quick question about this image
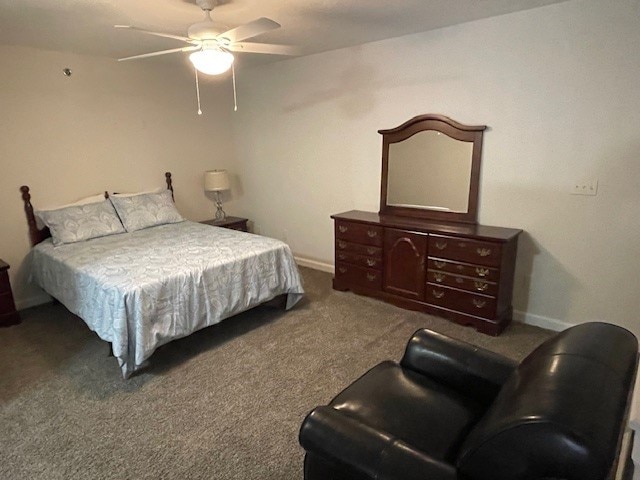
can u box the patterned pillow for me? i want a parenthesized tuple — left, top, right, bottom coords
(37, 199, 126, 246)
(110, 189, 184, 232)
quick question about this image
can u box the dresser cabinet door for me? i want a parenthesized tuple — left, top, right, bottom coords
(383, 229, 428, 300)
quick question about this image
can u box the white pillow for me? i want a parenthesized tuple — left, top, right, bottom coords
(37, 199, 126, 246)
(36, 193, 107, 229)
(109, 190, 183, 232)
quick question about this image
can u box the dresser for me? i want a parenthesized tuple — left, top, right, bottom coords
(0, 260, 21, 327)
(332, 211, 521, 335)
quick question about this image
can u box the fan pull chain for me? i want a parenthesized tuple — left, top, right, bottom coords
(194, 67, 203, 115)
(232, 63, 238, 112)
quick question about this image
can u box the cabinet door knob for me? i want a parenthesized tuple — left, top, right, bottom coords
(367, 230, 378, 238)
(474, 281, 488, 291)
(337, 241, 347, 249)
(366, 259, 377, 267)
(472, 298, 486, 308)
(366, 273, 377, 281)
(475, 267, 489, 277)
(367, 247, 376, 255)
(433, 273, 445, 283)
(435, 241, 447, 250)
(434, 261, 446, 269)
(338, 225, 348, 233)
(476, 247, 491, 257)
(431, 289, 445, 299)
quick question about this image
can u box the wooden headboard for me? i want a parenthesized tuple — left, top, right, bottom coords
(20, 172, 174, 247)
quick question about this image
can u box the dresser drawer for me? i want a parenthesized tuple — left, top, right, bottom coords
(335, 263, 382, 290)
(336, 240, 383, 258)
(335, 221, 383, 247)
(428, 258, 499, 282)
(426, 284, 496, 318)
(429, 235, 502, 267)
(335, 251, 382, 269)
(426, 271, 498, 297)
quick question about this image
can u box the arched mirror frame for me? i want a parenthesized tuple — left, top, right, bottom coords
(379, 114, 487, 224)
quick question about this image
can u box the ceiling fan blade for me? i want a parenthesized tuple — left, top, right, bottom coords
(118, 46, 199, 62)
(229, 42, 300, 56)
(217, 17, 280, 43)
(114, 25, 197, 44)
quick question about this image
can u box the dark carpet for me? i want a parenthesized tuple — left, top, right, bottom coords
(0, 267, 552, 479)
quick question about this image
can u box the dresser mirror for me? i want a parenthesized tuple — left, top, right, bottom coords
(379, 114, 486, 224)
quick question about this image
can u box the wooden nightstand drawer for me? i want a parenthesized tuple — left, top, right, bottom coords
(429, 235, 502, 267)
(0, 260, 20, 327)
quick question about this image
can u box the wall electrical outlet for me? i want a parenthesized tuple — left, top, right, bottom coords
(571, 179, 598, 196)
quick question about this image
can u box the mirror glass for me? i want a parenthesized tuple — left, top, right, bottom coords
(387, 131, 473, 213)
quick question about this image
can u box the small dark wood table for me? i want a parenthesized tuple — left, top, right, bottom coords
(0, 259, 21, 327)
(201, 216, 249, 232)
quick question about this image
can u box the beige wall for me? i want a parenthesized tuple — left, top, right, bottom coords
(231, 0, 640, 335)
(0, 45, 239, 308)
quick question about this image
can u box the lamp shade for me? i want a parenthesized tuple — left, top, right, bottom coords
(189, 49, 234, 76)
(204, 170, 230, 192)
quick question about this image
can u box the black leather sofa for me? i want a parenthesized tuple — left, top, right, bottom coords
(299, 323, 638, 480)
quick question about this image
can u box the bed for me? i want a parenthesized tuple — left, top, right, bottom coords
(20, 173, 304, 378)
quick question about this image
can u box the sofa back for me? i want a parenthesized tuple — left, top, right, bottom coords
(457, 322, 637, 480)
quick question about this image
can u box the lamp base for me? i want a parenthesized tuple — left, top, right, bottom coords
(214, 191, 226, 220)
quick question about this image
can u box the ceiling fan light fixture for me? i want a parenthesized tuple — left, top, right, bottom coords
(189, 48, 234, 75)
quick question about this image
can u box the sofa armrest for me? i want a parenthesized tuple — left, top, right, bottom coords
(299, 406, 457, 480)
(400, 329, 518, 404)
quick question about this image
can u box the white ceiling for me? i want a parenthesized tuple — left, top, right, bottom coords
(0, 0, 568, 67)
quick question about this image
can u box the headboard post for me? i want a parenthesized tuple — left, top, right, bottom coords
(20, 186, 49, 247)
(165, 172, 174, 201)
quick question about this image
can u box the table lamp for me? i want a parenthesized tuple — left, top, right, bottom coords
(204, 170, 230, 220)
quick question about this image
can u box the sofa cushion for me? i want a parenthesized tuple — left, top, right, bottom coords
(329, 361, 486, 463)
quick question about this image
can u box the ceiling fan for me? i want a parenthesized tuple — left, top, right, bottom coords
(115, 0, 298, 112)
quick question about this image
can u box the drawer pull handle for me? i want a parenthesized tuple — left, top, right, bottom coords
(474, 281, 488, 291)
(432, 290, 445, 299)
(457, 242, 467, 248)
(338, 267, 347, 274)
(367, 247, 377, 255)
(338, 253, 347, 260)
(338, 225, 348, 233)
(366, 259, 377, 267)
(366, 273, 377, 281)
(435, 241, 447, 250)
(472, 299, 486, 308)
(434, 261, 446, 269)
(367, 230, 378, 238)
(455, 277, 464, 284)
(337, 241, 347, 249)
(477, 247, 492, 257)
(433, 273, 445, 283)
(476, 267, 489, 277)
(456, 264, 464, 271)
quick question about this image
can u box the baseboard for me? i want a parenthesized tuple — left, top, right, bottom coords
(16, 293, 52, 311)
(513, 309, 574, 332)
(294, 256, 335, 274)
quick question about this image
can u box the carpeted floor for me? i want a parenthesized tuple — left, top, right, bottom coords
(0, 267, 553, 479)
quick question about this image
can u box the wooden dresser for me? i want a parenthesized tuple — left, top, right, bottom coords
(0, 260, 21, 327)
(332, 211, 521, 335)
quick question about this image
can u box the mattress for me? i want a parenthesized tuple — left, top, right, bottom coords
(29, 221, 304, 377)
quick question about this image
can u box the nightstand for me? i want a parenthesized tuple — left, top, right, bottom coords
(0, 260, 21, 327)
(201, 216, 249, 232)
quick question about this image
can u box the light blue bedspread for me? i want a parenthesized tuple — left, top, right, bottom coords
(30, 221, 304, 377)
